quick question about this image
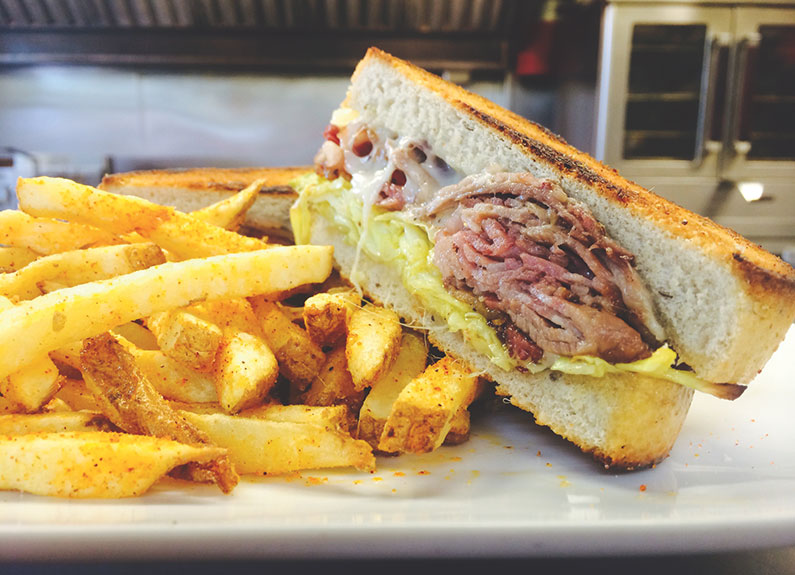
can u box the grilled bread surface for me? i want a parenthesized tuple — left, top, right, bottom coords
(100, 167, 310, 239)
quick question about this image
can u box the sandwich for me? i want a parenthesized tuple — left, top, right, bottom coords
(99, 167, 309, 241)
(289, 48, 795, 469)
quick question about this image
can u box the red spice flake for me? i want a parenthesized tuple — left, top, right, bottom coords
(639, 484, 647, 492)
(536, 450, 542, 457)
(418, 470, 430, 475)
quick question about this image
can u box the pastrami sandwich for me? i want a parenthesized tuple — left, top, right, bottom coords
(290, 48, 795, 469)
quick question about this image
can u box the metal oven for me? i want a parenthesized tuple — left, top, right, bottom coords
(595, 1, 795, 254)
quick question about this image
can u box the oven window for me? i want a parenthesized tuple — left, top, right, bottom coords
(746, 25, 795, 160)
(623, 24, 707, 159)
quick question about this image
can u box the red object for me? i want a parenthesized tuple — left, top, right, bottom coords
(516, 18, 558, 76)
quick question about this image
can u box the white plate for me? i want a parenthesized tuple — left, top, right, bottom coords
(1, 328, 793, 561)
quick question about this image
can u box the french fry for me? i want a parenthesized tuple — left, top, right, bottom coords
(346, 304, 402, 391)
(213, 331, 279, 413)
(188, 297, 261, 335)
(0, 432, 226, 498)
(250, 297, 325, 392)
(0, 355, 63, 413)
(0, 245, 333, 380)
(378, 356, 481, 454)
(0, 411, 113, 435)
(181, 411, 375, 475)
(0, 246, 38, 272)
(302, 288, 361, 347)
(112, 321, 159, 350)
(0, 243, 165, 300)
(191, 178, 266, 231)
(188, 299, 280, 413)
(300, 346, 367, 414)
(0, 209, 119, 254)
(127, 347, 219, 404)
(146, 309, 224, 372)
(277, 303, 305, 325)
(53, 378, 101, 412)
(239, 403, 353, 433)
(17, 177, 269, 259)
(443, 408, 471, 446)
(80, 332, 239, 493)
(356, 332, 428, 450)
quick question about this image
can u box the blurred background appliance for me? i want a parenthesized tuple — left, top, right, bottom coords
(596, 0, 795, 254)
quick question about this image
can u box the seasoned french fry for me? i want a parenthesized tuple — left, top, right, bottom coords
(127, 347, 219, 404)
(17, 177, 269, 259)
(0, 209, 119, 255)
(0, 246, 38, 272)
(356, 332, 428, 450)
(0, 432, 226, 498)
(0, 243, 165, 300)
(80, 333, 239, 493)
(188, 297, 261, 335)
(191, 178, 266, 231)
(346, 304, 402, 391)
(53, 378, 101, 412)
(111, 321, 159, 350)
(146, 309, 224, 372)
(213, 331, 279, 413)
(239, 403, 353, 433)
(188, 298, 280, 413)
(443, 408, 471, 446)
(0, 411, 113, 435)
(0, 355, 63, 413)
(250, 297, 325, 392)
(0, 245, 334, 380)
(277, 303, 305, 325)
(300, 346, 367, 414)
(181, 411, 375, 475)
(378, 356, 481, 454)
(302, 288, 361, 347)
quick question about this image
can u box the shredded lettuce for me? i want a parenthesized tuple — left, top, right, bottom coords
(289, 172, 720, 394)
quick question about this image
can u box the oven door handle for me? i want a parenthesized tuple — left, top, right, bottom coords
(729, 32, 761, 159)
(693, 33, 727, 167)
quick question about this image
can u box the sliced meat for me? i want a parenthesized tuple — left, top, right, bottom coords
(425, 172, 663, 364)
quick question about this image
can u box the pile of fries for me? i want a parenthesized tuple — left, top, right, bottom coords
(0, 176, 484, 498)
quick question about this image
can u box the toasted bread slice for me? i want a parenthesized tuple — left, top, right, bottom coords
(99, 167, 309, 240)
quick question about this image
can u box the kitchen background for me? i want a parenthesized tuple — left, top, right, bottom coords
(0, 0, 793, 260)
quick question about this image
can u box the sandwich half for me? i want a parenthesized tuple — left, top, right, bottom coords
(290, 48, 795, 469)
(100, 166, 310, 241)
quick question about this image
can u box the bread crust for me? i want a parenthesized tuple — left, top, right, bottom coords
(100, 166, 308, 194)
